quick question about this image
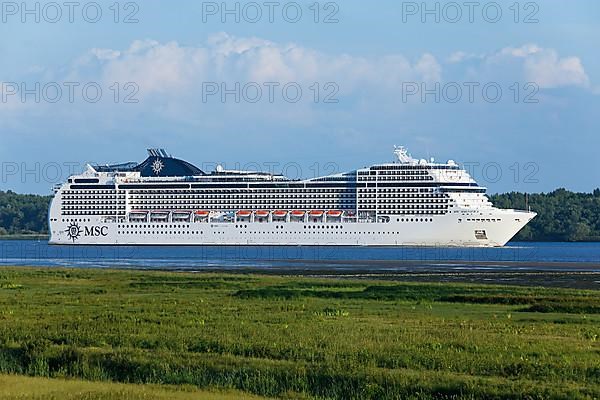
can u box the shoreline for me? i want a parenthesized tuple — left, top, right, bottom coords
(0, 240, 598, 289)
(0, 235, 48, 240)
(2, 264, 599, 290)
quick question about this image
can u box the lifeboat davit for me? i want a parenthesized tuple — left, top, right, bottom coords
(150, 210, 170, 220)
(237, 210, 252, 218)
(327, 210, 343, 218)
(173, 210, 191, 216)
(309, 210, 325, 217)
(255, 210, 270, 218)
(129, 210, 148, 220)
(172, 210, 192, 221)
(273, 210, 288, 218)
(291, 210, 306, 218)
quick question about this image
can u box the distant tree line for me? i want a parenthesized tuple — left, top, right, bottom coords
(489, 189, 600, 242)
(1, 189, 600, 241)
(0, 191, 51, 235)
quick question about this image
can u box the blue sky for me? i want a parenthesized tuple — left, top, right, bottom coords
(0, 0, 599, 194)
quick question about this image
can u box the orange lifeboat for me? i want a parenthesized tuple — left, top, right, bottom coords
(291, 210, 306, 218)
(273, 210, 288, 218)
(309, 210, 325, 218)
(255, 210, 270, 218)
(237, 210, 252, 218)
(194, 210, 210, 218)
(327, 210, 343, 218)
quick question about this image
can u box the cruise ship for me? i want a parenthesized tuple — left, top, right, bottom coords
(48, 147, 536, 247)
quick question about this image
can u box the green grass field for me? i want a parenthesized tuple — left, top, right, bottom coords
(0, 374, 269, 399)
(0, 267, 598, 399)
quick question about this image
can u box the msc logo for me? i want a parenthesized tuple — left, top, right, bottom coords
(152, 158, 164, 175)
(85, 226, 109, 237)
(66, 222, 82, 242)
(65, 222, 108, 242)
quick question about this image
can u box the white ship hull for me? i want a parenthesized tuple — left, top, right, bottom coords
(48, 147, 536, 248)
(49, 210, 535, 247)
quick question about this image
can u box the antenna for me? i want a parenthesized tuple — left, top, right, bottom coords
(393, 146, 416, 164)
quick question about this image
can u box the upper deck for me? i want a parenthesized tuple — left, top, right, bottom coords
(84, 147, 479, 186)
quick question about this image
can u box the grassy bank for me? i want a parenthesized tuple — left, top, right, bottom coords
(0, 267, 598, 399)
(0, 374, 269, 399)
(0, 234, 48, 240)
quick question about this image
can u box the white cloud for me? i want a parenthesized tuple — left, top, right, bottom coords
(447, 51, 485, 64)
(448, 44, 591, 89)
(415, 53, 442, 82)
(1, 35, 595, 128)
(523, 51, 589, 89)
(95, 40, 210, 94)
(489, 45, 589, 89)
(90, 48, 121, 61)
(83, 36, 590, 98)
(448, 51, 468, 64)
(497, 44, 543, 58)
(74, 33, 441, 98)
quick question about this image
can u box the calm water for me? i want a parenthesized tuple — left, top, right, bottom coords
(0, 240, 599, 272)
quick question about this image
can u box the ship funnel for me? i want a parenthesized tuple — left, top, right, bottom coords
(147, 148, 171, 158)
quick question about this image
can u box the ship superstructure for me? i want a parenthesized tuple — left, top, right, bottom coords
(49, 147, 536, 246)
